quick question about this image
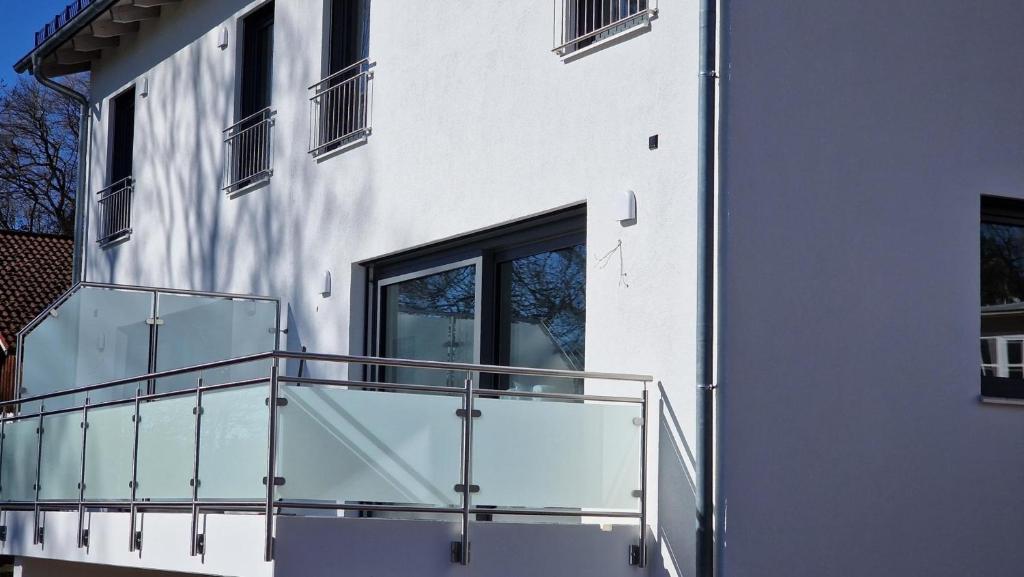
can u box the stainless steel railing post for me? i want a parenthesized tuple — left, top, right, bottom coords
(263, 359, 280, 562)
(128, 388, 141, 552)
(457, 374, 475, 565)
(638, 386, 649, 568)
(31, 408, 44, 545)
(76, 398, 90, 548)
(189, 376, 204, 557)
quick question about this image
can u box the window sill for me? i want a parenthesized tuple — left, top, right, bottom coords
(980, 395, 1024, 407)
(97, 231, 132, 249)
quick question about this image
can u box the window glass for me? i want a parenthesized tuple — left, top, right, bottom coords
(382, 265, 476, 387)
(981, 206, 1024, 392)
(498, 245, 586, 394)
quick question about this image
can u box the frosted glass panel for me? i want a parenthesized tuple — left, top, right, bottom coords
(497, 245, 586, 394)
(154, 294, 277, 392)
(473, 398, 641, 511)
(38, 412, 83, 500)
(382, 265, 476, 387)
(136, 395, 194, 500)
(84, 404, 134, 500)
(277, 385, 462, 507)
(1, 419, 39, 502)
(21, 287, 152, 410)
(198, 385, 268, 499)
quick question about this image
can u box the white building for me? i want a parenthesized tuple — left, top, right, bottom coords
(6, 1, 1024, 576)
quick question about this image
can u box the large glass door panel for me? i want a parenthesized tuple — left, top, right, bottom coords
(497, 245, 586, 394)
(380, 263, 478, 386)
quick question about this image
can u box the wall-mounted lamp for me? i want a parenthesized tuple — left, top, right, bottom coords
(321, 271, 332, 298)
(619, 189, 638, 226)
(139, 76, 149, 98)
(217, 26, 229, 49)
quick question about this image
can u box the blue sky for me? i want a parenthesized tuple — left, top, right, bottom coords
(0, 0, 71, 86)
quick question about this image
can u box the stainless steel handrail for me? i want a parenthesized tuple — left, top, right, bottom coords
(223, 107, 274, 135)
(308, 57, 370, 91)
(0, 349, 651, 568)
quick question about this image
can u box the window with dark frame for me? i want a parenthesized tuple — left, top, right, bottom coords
(368, 208, 587, 394)
(240, 2, 275, 120)
(227, 1, 275, 191)
(980, 196, 1024, 398)
(109, 87, 135, 186)
(327, 0, 368, 76)
(310, 0, 371, 154)
(97, 86, 136, 246)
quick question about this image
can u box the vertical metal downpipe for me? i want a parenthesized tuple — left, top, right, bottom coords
(31, 55, 90, 283)
(696, 0, 720, 576)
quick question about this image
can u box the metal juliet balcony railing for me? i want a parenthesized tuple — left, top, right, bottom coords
(308, 59, 373, 157)
(223, 108, 274, 194)
(553, 0, 658, 56)
(96, 177, 134, 246)
(0, 350, 652, 567)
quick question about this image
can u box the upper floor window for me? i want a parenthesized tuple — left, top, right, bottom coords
(981, 196, 1024, 399)
(309, 0, 372, 156)
(369, 208, 586, 393)
(554, 0, 657, 57)
(224, 1, 276, 193)
(97, 86, 135, 246)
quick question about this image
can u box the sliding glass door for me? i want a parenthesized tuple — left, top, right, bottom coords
(378, 260, 481, 387)
(371, 209, 586, 392)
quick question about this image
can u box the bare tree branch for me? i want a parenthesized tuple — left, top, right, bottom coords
(0, 75, 88, 235)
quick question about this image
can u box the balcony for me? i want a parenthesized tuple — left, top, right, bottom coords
(95, 177, 134, 246)
(223, 108, 275, 194)
(1, 283, 652, 572)
(308, 59, 373, 157)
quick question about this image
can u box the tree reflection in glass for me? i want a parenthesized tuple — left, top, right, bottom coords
(499, 245, 586, 394)
(981, 222, 1024, 378)
(383, 265, 476, 387)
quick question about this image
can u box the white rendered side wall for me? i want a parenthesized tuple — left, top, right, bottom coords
(719, 2, 1024, 576)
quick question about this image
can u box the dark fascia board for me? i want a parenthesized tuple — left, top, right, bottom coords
(12, 0, 120, 74)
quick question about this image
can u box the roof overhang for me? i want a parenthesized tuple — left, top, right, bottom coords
(13, 0, 182, 78)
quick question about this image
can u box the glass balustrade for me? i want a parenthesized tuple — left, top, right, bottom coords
(2, 283, 651, 566)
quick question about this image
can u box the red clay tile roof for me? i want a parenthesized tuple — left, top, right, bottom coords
(0, 230, 73, 350)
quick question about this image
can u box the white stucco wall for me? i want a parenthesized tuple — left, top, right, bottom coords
(67, 1, 700, 576)
(718, 2, 1024, 576)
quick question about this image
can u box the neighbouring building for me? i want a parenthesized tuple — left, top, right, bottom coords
(5, 1, 1024, 577)
(0, 231, 73, 407)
